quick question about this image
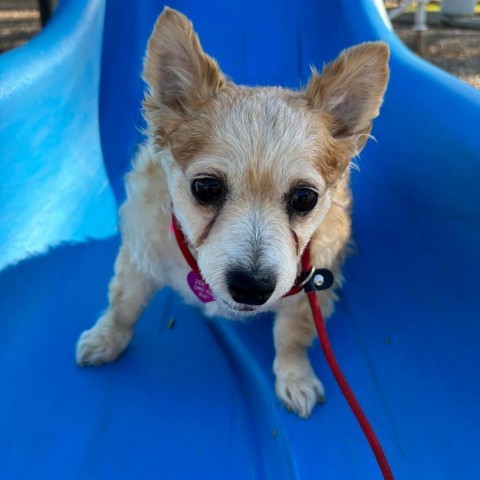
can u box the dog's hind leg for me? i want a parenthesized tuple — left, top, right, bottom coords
(76, 246, 158, 366)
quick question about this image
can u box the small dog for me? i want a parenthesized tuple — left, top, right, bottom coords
(76, 8, 389, 418)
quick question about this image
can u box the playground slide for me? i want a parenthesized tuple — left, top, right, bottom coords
(1, 0, 479, 478)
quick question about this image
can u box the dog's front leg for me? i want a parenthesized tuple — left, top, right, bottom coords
(76, 246, 159, 366)
(273, 293, 335, 418)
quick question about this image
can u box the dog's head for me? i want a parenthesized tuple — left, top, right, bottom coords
(142, 8, 389, 315)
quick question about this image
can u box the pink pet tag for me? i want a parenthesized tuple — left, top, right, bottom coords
(187, 271, 215, 303)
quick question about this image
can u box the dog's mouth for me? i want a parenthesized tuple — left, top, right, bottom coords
(219, 299, 259, 314)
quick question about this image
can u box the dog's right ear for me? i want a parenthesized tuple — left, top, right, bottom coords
(142, 7, 225, 142)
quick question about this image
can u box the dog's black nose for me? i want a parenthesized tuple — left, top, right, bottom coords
(227, 270, 276, 306)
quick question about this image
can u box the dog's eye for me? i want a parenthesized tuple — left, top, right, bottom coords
(289, 188, 318, 214)
(191, 178, 224, 204)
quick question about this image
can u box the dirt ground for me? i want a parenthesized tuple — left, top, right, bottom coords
(0, 5, 479, 90)
(0, 8, 40, 53)
(393, 16, 480, 89)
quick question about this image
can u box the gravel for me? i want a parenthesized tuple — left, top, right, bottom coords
(393, 21, 480, 89)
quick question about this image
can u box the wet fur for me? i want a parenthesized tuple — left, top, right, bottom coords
(76, 8, 389, 418)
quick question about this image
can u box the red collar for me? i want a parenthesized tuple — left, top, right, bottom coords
(171, 212, 313, 298)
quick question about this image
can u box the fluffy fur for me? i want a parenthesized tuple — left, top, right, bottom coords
(76, 8, 389, 418)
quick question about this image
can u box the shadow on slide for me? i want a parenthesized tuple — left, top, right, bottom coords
(1, 0, 479, 478)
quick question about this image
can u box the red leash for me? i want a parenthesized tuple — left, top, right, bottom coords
(300, 246, 394, 480)
(172, 213, 394, 479)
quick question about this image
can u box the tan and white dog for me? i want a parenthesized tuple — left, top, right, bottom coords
(76, 8, 389, 418)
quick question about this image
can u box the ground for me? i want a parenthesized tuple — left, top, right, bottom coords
(392, 11, 480, 89)
(0, 6, 39, 53)
(0, 2, 479, 89)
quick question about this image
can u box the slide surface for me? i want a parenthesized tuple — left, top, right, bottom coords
(1, 0, 479, 478)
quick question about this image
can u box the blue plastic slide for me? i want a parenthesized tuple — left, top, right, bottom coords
(1, 0, 479, 478)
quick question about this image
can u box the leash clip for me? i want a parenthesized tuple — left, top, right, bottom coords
(301, 268, 334, 292)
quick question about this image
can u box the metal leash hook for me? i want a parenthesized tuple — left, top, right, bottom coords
(303, 268, 335, 292)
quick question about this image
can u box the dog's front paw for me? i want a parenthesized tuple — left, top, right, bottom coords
(274, 360, 326, 418)
(76, 320, 132, 367)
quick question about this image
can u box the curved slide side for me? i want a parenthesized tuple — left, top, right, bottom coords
(0, 0, 479, 479)
(0, 0, 117, 270)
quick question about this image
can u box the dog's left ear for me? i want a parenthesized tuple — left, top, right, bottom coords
(305, 42, 390, 154)
(142, 7, 225, 142)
